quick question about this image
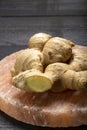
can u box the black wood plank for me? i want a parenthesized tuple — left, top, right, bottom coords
(0, 0, 87, 16)
(0, 16, 87, 49)
(0, 45, 27, 60)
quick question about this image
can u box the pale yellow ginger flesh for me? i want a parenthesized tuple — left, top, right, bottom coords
(13, 70, 52, 92)
(12, 33, 87, 92)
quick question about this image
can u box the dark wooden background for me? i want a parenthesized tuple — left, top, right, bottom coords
(0, 0, 87, 129)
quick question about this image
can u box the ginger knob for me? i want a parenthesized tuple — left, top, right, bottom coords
(43, 37, 72, 65)
(29, 33, 52, 51)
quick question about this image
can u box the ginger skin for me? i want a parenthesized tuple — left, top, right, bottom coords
(13, 63, 87, 92)
(69, 47, 87, 71)
(11, 48, 44, 76)
(61, 70, 87, 90)
(13, 69, 52, 92)
(56, 37, 74, 47)
(29, 33, 52, 51)
(13, 63, 69, 92)
(42, 37, 72, 65)
(12, 33, 87, 92)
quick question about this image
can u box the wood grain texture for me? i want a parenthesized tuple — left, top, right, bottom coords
(0, 0, 87, 16)
(0, 16, 87, 48)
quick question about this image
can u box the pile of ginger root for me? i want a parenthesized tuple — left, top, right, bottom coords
(11, 33, 87, 92)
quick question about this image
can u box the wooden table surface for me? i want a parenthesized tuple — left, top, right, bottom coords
(0, 0, 87, 130)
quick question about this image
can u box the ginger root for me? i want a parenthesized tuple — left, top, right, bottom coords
(12, 33, 87, 92)
(42, 37, 72, 64)
(11, 48, 44, 76)
(69, 46, 87, 71)
(61, 70, 87, 90)
(13, 69, 52, 92)
(13, 63, 69, 92)
(29, 33, 52, 51)
(13, 63, 68, 92)
(13, 63, 87, 92)
(55, 37, 75, 47)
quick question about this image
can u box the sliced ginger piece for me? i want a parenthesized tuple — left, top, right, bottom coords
(13, 69, 52, 92)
